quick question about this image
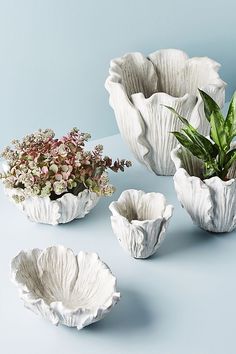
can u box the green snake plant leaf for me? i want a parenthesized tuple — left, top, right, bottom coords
(224, 92, 236, 144)
(210, 112, 228, 151)
(223, 148, 236, 172)
(169, 91, 236, 180)
(198, 89, 221, 122)
(203, 160, 220, 179)
(165, 104, 219, 158)
(182, 127, 218, 158)
(172, 131, 209, 161)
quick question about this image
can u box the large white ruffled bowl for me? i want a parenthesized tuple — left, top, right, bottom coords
(109, 189, 173, 258)
(11, 245, 120, 330)
(171, 145, 236, 233)
(105, 49, 226, 175)
(5, 188, 99, 225)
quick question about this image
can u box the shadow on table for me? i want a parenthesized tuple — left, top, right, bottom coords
(152, 224, 218, 259)
(84, 288, 153, 334)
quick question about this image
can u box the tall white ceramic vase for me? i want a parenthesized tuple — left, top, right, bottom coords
(105, 49, 226, 175)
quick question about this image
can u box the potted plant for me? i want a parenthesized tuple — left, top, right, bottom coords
(105, 48, 226, 175)
(0, 128, 131, 225)
(167, 90, 236, 232)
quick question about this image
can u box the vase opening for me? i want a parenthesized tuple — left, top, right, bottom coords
(119, 50, 220, 101)
(117, 191, 166, 222)
(176, 146, 204, 178)
(175, 145, 236, 181)
(15, 249, 115, 312)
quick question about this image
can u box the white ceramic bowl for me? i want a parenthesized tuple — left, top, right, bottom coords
(11, 245, 120, 330)
(105, 49, 226, 175)
(5, 188, 99, 225)
(109, 189, 173, 258)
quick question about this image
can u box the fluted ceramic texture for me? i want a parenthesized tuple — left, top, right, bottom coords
(109, 189, 173, 258)
(11, 245, 120, 330)
(105, 49, 226, 175)
(171, 145, 236, 233)
(5, 189, 99, 225)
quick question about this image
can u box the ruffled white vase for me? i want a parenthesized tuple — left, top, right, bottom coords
(171, 145, 236, 233)
(5, 188, 99, 225)
(105, 49, 226, 175)
(109, 189, 173, 258)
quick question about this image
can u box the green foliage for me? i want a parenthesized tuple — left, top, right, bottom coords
(165, 90, 236, 180)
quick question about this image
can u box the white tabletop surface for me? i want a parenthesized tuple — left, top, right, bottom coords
(1, 133, 236, 354)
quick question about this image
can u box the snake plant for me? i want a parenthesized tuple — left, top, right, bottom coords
(165, 90, 236, 180)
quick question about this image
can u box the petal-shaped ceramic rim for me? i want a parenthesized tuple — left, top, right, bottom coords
(148, 50, 226, 91)
(105, 49, 226, 105)
(11, 246, 120, 320)
(5, 189, 100, 225)
(171, 144, 236, 232)
(105, 56, 153, 169)
(109, 189, 173, 225)
(130, 91, 200, 128)
(105, 49, 226, 176)
(171, 144, 236, 187)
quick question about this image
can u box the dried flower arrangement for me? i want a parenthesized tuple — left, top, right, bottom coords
(0, 128, 131, 203)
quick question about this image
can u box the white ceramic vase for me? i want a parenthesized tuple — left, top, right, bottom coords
(105, 49, 226, 175)
(171, 145, 236, 233)
(11, 245, 120, 330)
(5, 188, 99, 225)
(109, 189, 173, 258)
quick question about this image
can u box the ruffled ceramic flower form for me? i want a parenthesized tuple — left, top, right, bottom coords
(1, 128, 131, 225)
(109, 189, 173, 258)
(11, 245, 120, 330)
(171, 145, 236, 233)
(105, 49, 226, 175)
(6, 188, 99, 225)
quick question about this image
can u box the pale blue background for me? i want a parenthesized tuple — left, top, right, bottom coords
(0, 0, 235, 148)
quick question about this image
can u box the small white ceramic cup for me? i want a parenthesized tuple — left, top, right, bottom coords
(109, 189, 173, 258)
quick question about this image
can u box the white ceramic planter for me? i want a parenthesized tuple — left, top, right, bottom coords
(171, 145, 236, 233)
(109, 189, 173, 258)
(105, 49, 226, 175)
(5, 188, 99, 225)
(11, 245, 120, 330)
